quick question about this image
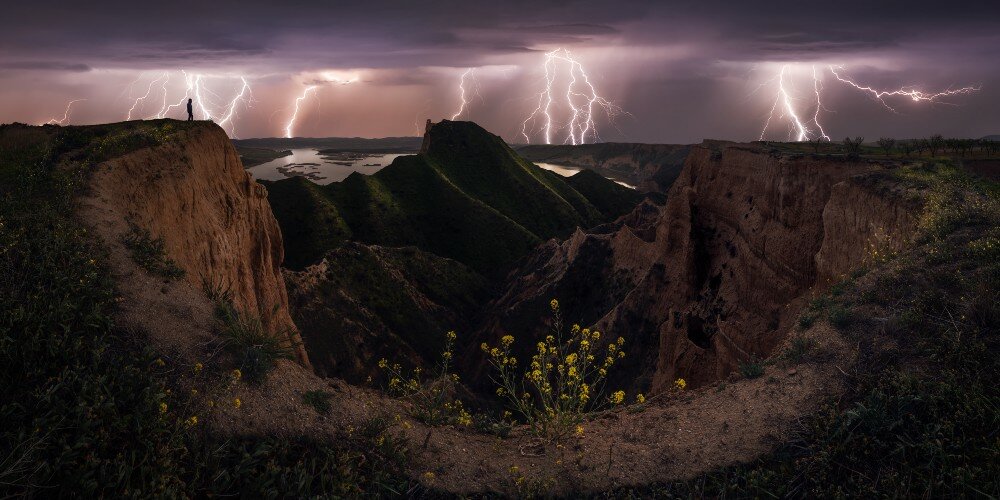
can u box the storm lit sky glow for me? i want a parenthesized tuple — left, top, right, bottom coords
(2, 1, 998, 143)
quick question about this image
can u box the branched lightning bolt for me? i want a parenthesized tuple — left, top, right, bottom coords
(159, 70, 194, 119)
(760, 64, 813, 141)
(45, 99, 86, 125)
(285, 86, 317, 138)
(127, 72, 168, 120)
(828, 65, 980, 112)
(759, 64, 979, 141)
(521, 48, 628, 145)
(215, 77, 253, 137)
(451, 68, 482, 120)
(811, 65, 831, 141)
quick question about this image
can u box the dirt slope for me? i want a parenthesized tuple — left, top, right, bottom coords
(78, 122, 309, 365)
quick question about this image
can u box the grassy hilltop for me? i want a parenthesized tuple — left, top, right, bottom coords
(263, 120, 642, 277)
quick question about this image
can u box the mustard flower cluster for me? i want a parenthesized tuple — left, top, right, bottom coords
(482, 298, 628, 441)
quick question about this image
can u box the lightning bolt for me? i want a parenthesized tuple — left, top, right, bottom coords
(828, 65, 980, 112)
(811, 65, 831, 141)
(451, 68, 482, 120)
(215, 77, 253, 137)
(127, 72, 168, 120)
(759, 64, 980, 141)
(159, 70, 194, 119)
(521, 48, 628, 145)
(284, 86, 317, 138)
(760, 64, 813, 141)
(45, 99, 86, 125)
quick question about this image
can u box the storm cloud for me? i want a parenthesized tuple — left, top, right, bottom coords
(1, 0, 997, 142)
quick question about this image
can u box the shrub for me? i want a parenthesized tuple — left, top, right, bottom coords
(782, 335, 816, 365)
(377, 331, 471, 426)
(302, 390, 333, 415)
(828, 305, 853, 330)
(481, 299, 627, 441)
(739, 357, 765, 379)
(217, 303, 295, 384)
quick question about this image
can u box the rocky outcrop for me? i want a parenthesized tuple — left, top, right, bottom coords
(84, 122, 309, 365)
(474, 146, 918, 393)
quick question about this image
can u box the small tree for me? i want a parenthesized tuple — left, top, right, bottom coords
(843, 136, 864, 157)
(900, 140, 915, 157)
(877, 137, 896, 156)
(927, 134, 944, 157)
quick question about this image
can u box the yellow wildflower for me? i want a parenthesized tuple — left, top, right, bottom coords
(674, 378, 687, 390)
(378, 358, 388, 368)
(636, 393, 646, 404)
(233, 397, 242, 408)
(159, 402, 168, 414)
(193, 362, 203, 374)
(575, 424, 584, 437)
(501, 335, 514, 347)
(447, 331, 457, 341)
(550, 299, 559, 311)
(611, 390, 625, 405)
(184, 415, 198, 427)
(231, 369, 242, 381)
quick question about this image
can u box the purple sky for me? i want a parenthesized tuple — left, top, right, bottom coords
(2, 0, 998, 143)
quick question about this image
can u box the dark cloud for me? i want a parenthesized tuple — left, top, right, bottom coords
(0, 61, 91, 72)
(1, 0, 998, 140)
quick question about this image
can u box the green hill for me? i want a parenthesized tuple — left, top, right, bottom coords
(263, 120, 642, 278)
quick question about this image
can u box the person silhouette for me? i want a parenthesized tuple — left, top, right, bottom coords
(186, 98, 194, 121)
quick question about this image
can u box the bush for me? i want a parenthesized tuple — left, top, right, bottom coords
(302, 390, 333, 415)
(217, 303, 295, 384)
(828, 305, 853, 330)
(482, 299, 628, 441)
(377, 331, 471, 426)
(739, 357, 765, 379)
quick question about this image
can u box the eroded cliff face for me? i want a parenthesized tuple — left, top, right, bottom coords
(474, 145, 917, 393)
(84, 123, 309, 365)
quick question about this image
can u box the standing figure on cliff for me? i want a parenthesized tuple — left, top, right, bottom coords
(186, 98, 194, 121)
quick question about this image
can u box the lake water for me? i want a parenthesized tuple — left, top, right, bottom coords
(536, 162, 636, 189)
(246, 149, 407, 184)
(246, 149, 634, 189)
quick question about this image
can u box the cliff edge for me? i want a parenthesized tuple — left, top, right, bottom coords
(77, 121, 309, 366)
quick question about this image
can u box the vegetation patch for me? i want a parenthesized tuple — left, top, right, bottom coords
(302, 389, 333, 415)
(121, 222, 185, 278)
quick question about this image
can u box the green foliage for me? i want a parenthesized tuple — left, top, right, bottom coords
(782, 335, 817, 365)
(797, 312, 816, 330)
(0, 122, 412, 497)
(302, 390, 333, 415)
(738, 357, 765, 379)
(377, 331, 471, 426)
(216, 302, 295, 384)
(828, 305, 853, 330)
(121, 222, 185, 278)
(482, 299, 629, 441)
